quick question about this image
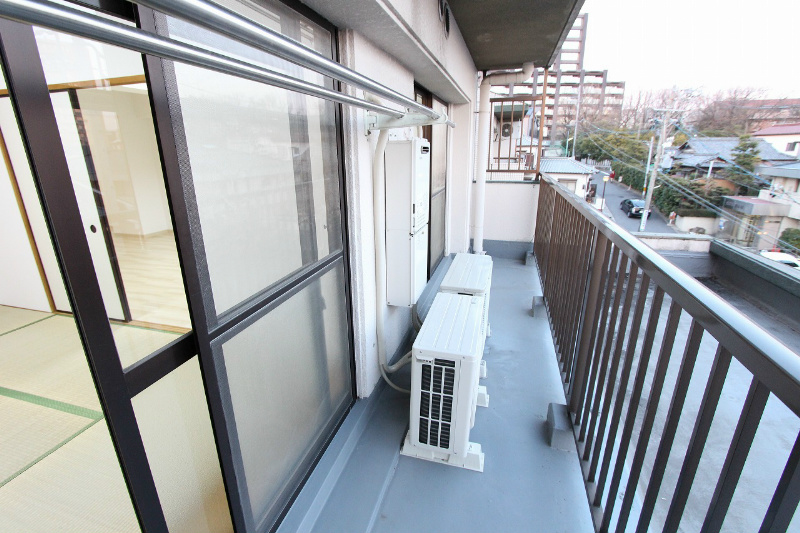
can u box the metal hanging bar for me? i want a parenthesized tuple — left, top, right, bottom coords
(131, 0, 441, 120)
(0, 0, 405, 118)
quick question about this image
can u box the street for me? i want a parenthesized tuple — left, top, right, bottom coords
(597, 178, 675, 234)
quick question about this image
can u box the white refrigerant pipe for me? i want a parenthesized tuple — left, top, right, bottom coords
(369, 98, 411, 393)
(472, 62, 535, 254)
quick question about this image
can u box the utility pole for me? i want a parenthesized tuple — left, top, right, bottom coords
(571, 73, 584, 159)
(704, 160, 715, 192)
(640, 108, 678, 232)
(643, 136, 654, 198)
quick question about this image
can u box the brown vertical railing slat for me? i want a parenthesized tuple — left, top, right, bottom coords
(544, 192, 564, 308)
(759, 430, 800, 533)
(533, 181, 553, 284)
(583, 254, 630, 463)
(594, 273, 651, 507)
(663, 345, 733, 533)
(600, 286, 665, 533)
(615, 300, 683, 533)
(546, 194, 567, 360)
(579, 246, 621, 442)
(635, 320, 705, 533)
(558, 203, 582, 371)
(550, 195, 568, 361)
(571, 234, 610, 419)
(588, 262, 639, 481)
(700, 379, 770, 533)
(564, 218, 594, 383)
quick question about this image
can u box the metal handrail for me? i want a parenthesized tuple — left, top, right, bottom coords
(132, 0, 440, 120)
(0, 0, 405, 118)
(540, 174, 800, 416)
(536, 175, 800, 533)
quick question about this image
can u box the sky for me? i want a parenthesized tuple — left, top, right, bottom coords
(579, 0, 800, 97)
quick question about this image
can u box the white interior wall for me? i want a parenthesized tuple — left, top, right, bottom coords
(117, 91, 172, 236)
(33, 27, 143, 86)
(0, 100, 71, 312)
(0, 151, 51, 312)
(78, 88, 171, 237)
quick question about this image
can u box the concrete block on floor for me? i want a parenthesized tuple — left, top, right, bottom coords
(531, 295, 544, 316)
(546, 403, 574, 451)
(525, 251, 536, 266)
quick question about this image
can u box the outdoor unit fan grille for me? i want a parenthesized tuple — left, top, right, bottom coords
(418, 359, 456, 449)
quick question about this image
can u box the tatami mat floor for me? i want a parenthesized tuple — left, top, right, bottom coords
(0, 304, 183, 532)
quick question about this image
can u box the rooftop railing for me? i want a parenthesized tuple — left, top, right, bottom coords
(534, 175, 800, 533)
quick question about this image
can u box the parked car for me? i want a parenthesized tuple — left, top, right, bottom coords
(759, 250, 800, 271)
(620, 198, 651, 218)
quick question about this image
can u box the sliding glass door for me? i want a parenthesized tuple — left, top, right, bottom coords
(0, 1, 354, 532)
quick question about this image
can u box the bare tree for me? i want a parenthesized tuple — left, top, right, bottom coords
(688, 87, 766, 135)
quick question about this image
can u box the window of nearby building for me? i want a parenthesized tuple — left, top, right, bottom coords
(787, 142, 798, 152)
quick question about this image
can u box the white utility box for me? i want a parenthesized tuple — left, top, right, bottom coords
(401, 292, 486, 472)
(385, 138, 430, 234)
(386, 226, 428, 306)
(385, 138, 430, 307)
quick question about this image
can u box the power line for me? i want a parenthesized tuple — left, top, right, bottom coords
(581, 133, 800, 254)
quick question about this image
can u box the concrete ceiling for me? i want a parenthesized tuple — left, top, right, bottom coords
(448, 0, 585, 71)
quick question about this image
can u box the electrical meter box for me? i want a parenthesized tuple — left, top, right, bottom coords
(385, 138, 431, 307)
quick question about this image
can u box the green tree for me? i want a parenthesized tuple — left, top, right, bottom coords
(651, 177, 728, 215)
(725, 135, 762, 195)
(574, 132, 651, 165)
(779, 228, 800, 251)
(672, 132, 688, 146)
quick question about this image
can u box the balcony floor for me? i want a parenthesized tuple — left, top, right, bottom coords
(281, 258, 594, 533)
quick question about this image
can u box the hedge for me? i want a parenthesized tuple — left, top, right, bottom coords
(674, 208, 717, 218)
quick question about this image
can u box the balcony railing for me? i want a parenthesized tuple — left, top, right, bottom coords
(534, 176, 800, 533)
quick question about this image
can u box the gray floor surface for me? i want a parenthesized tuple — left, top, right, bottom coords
(303, 258, 594, 533)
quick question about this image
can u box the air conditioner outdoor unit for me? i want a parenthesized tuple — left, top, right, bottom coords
(501, 122, 513, 137)
(400, 292, 486, 472)
(439, 252, 492, 425)
(439, 252, 492, 338)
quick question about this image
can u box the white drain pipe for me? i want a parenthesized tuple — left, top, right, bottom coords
(472, 62, 535, 254)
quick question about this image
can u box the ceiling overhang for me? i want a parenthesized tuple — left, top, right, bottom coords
(447, 0, 585, 71)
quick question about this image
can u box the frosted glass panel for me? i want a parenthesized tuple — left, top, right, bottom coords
(165, 4, 342, 317)
(132, 357, 233, 533)
(221, 262, 351, 526)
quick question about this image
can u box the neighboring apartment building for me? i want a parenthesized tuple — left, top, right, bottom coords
(743, 98, 800, 133)
(0, 0, 581, 532)
(533, 14, 625, 144)
(754, 123, 800, 158)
